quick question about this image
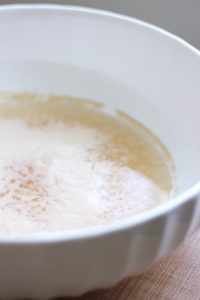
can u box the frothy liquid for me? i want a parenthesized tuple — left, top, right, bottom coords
(0, 93, 175, 235)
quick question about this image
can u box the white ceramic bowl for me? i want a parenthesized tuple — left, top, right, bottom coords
(0, 4, 200, 299)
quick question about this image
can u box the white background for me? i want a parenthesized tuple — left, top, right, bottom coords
(0, 0, 199, 49)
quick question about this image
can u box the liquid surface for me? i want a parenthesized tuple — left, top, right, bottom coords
(0, 93, 175, 235)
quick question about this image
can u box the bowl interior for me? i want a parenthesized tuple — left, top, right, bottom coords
(0, 5, 199, 197)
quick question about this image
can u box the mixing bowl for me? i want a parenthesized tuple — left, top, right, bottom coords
(0, 4, 200, 298)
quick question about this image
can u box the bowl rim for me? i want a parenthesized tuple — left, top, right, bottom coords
(0, 3, 199, 245)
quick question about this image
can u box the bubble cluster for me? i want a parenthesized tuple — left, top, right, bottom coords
(0, 95, 173, 235)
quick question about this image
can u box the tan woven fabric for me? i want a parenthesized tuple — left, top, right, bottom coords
(66, 230, 200, 300)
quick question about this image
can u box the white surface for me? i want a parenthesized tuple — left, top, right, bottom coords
(0, 116, 168, 234)
(0, 5, 199, 298)
(0, 0, 199, 49)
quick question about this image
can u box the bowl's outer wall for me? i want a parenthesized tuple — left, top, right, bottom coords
(0, 195, 200, 298)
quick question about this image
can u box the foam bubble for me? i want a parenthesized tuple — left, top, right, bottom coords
(0, 117, 169, 235)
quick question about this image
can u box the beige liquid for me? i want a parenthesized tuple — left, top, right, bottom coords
(0, 93, 175, 235)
